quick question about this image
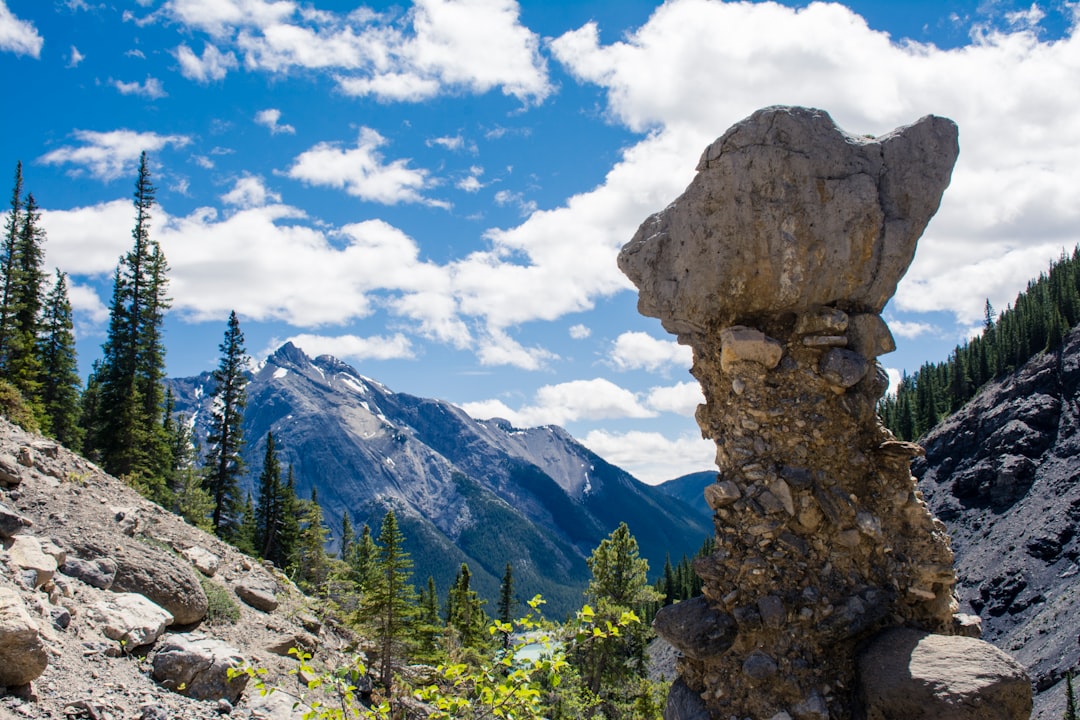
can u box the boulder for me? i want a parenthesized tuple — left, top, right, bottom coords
(60, 557, 117, 590)
(265, 630, 318, 657)
(652, 596, 737, 660)
(0, 586, 48, 686)
(235, 578, 279, 612)
(857, 627, 1032, 719)
(0, 454, 22, 487)
(88, 592, 174, 648)
(6, 535, 58, 588)
(247, 688, 311, 719)
(664, 678, 710, 720)
(151, 632, 248, 703)
(68, 533, 208, 624)
(0, 502, 31, 539)
(618, 106, 958, 335)
(181, 546, 220, 577)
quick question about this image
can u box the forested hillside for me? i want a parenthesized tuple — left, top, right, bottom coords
(881, 246, 1080, 439)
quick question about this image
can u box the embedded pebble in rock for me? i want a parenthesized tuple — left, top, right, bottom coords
(619, 106, 1026, 718)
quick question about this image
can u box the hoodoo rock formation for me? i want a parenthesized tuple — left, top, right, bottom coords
(620, 107, 1031, 719)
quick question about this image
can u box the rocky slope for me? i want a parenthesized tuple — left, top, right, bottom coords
(916, 324, 1080, 719)
(0, 417, 364, 720)
(170, 343, 713, 618)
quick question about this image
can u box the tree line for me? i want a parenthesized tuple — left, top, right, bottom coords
(880, 247, 1080, 440)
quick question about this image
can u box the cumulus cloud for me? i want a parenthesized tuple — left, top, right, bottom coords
(112, 76, 167, 98)
(175, 42, 238, 82)
(267, 333, 415, 363)
(287, 127, 440, 206)
(254, 108, 295, 134)
(645, 381, 703, 415)
(160, 0, 550, 103)
(220, 175, 281, 208)
(609, 331, 691, 372)
(888, 319, 936, 339)
(581, 429, 714, 485)
(68, 46, 85, 67)
(0, 0, 43, 57)
(38, 130, 191, 181)
(461, 377, 653, 427)
(569, 324, 590, 340)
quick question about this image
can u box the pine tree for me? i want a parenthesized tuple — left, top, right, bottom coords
(497, 561, 515, 624)
(234, 493, 258, 556)
(204, 311, 248, 537)
(414, 575, 443, 661)
(91, 153, 171, 498)
(255, 432, 285, 564)
(0, 162, 24, 369)
(348, 523, 379, 592)
(37, 271, 82, 448)
(4, 191, 46, 413)
(1065, 670, 1077, 720)
(446, 562, 488, 650)
(340, 510, 354, 560)
(294, 487, 329, 593)
(279, 465, 301, 569)
(359, 510, 418, 687)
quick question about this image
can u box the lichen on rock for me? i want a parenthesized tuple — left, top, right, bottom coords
(620, 106, 1028, 719)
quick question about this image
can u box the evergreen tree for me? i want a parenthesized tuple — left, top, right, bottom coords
(414, 575, 443, 661)
(573, 522, 661, 698)
(90, 153, 171, 497)
(278, 464, 301, 569)
(294, 487, 329, 593)
(446, 562, 488, 650)
(255, 432, 286, 564)
(1066, 670, 1077, 720)
(0, 162, 24, 369)
(359, 510, 418, 687)
(234, 493, 258, 556)
(497, 561, 515, 624)
(340, 510, 354, 560)
(4, 191, 46, 412)
(204, 311, 248, 537)
(348, 522, 379, 592)
(37, 271, 82, 447)
(79, 360, 103, 460)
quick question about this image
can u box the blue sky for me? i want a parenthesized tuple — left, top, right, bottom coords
(1, 0, 1078, 483)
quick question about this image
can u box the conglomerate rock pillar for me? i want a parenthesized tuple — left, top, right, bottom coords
(618, 106, 961, 719)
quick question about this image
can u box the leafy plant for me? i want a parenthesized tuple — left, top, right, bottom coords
(201, 576, 241, 625)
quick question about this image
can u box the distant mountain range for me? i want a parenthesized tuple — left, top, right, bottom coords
(169, 342, 714, 618)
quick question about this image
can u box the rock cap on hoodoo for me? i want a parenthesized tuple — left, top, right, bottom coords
(617, 105, 959, 337)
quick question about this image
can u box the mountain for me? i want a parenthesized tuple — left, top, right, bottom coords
(915, 325, 1080, 719)
(655, 470, 715, 509)
(169, 343, 713, 619)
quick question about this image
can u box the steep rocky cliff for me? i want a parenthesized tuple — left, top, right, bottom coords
(916, 324, 1080, 719)
(170, 343, 713, 619)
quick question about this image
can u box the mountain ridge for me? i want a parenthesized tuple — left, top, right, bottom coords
(169, 342, 713, 618)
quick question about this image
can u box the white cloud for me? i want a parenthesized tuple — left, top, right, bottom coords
(287, 127, 438, 206)
(887, 319, 935, 339)
(645, 381, 703, 415)
(67, 281, 110, 325)
(581, 429, 714, 485)
(610, 331, 691, 372)
(68, 45, 85, 67)
(162, 0, 550, 103)
(493, 189, 536, 217)
(42, 200, 136, 277)
(192, 155, 214, 169)
(544, 0, 1080, 334)
(38, 130, 191, 181)
(220, 175, 281, 208)
(462, 377, 653, 427)
(569, 324, 590, 340)
(268, 333, 415, 363)
(254, 107, 295, 134)
(427, 135, 464, 151)
(0, 0, 43, 58)
(175, 42, 238, 82)
(475, 328, 557, 370)
(112, 76, 167, 98)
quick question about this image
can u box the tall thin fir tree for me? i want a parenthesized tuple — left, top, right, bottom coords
(0, 161, 24, 369)
(1066, 670, 1077, 720)
(204, 310, 249, 538)
(37, 271, 82, 447)
(294, 486, 329, 593)
(5, 191, 47, 410)
(498, 561, 515, 624)
(255, 432, 285, 564)
(360, 509, 418, 688)
(91, 152, 171, 497)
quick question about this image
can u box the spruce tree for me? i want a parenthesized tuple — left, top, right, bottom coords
(0, 162, 24, 369)
(91, 153, 171, 497)
(1065, 670, 1077, 720)
(360, 510, 418, 687)
(255, 432, 282, 561)
(348, 523, 378, 592)
(204, 310, 248, 537)
(294, 487, 329, 592)
(37, 271, 82, 447)
(497, 561, 515, 624)
(446, 562, 488, 650)
(5, 191, 46, 411)
(340, 510, 354, 560)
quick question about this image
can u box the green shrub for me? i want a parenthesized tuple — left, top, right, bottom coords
(0, 379, 39, 433)
(201, 576, 241, 625)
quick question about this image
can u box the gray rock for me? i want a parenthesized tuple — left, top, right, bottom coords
(180, 545, 220, 577)
(719, 326, 783, 370)
(618, 106, 958, 334)
(663, 678, 710, 720)
(88, 592, 174, 648)
(652, 596, 736, 660)
(847, 313, 895, 359)
(742, 650, 778, 681)
(857, 627, 1032, 719)
(235, 579, 279, 612)
(68, 533, 208, 624)
(0, 454, 22, 486)
(6, 535, 58, 588)
(0, 502, 31, 538)
(152, 632, 248, 703)
(60, 557, 117, 590)
(265, 631, 318, 657)
(0, 587, 48, 686)
(247, 687, 311, 719)
(819, 348, 870, 389)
